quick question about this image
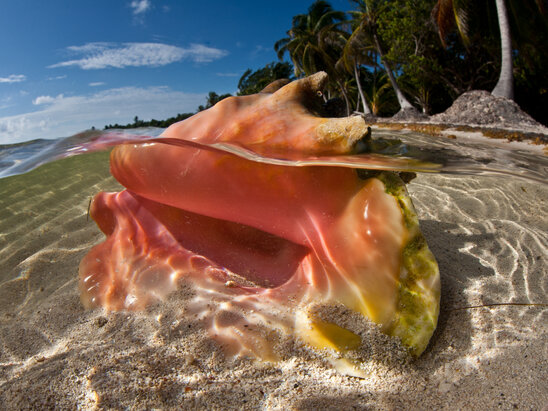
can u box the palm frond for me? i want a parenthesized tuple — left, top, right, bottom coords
(274, 37, 289, 60)
(314, 10, 347, 32)
(452, 0, 471, 45)
(432, 0, 456, 47)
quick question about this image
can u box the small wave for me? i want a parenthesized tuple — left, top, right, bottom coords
(0, 128, 546, 184)
(0, 128, 164, 178)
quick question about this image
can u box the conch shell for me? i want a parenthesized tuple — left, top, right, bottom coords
(79, 72, 440, 371)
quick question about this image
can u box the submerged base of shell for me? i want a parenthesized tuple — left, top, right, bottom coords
(80, 172, 440, 369)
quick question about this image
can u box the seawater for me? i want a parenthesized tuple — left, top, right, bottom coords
(1, 127, 547, 182)
(0, 127, 164, 179)
(0, 127, 546, 405)
(1, 126, 545, 313)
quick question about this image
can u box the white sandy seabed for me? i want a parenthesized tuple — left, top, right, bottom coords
(0, 144, 546, 410)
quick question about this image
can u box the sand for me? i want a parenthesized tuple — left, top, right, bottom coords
(0, 141, 547, 410)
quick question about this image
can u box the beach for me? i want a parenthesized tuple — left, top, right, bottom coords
(0, 136, 547, 410)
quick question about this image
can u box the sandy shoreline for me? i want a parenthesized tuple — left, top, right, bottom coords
(0, 140, 547, 409)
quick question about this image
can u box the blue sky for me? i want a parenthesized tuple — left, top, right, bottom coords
(0, 0, 350, 144)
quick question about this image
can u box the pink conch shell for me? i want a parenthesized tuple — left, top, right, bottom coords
(79, 73, 440, 369)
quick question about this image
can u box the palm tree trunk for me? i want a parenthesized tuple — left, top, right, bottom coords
(337, 80, 351, 116)
(491, 0, 514, 100)
(354, 64, 372, 115)
(373, 34, 414, 110)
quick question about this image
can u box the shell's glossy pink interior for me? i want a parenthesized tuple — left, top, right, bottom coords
(79, 143, 404, 339)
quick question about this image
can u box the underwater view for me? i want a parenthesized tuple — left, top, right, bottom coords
(0, 121, 546, 409)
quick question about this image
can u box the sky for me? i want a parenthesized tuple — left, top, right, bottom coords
(0, 0, 350, 145)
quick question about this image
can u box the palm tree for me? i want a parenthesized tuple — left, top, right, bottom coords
(490, 0, 513, 99)
(341, 21, 375, 115)
(274, 1, 353, 114)
(433, 0, 545, 100)
(237, 62, 294, 96)
(363, 72, 394, 116)
(332, 56, 354, 116)
(347, 0, 415, 112)
(274, 1, 346, 76)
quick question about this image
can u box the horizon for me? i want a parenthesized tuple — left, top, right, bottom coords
(0, 0, 350, 145)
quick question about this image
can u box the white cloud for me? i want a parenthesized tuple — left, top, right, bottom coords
(66, 42, 111, 53)
(48, 42, 228, 69)
(33, 94, 64, 105)
(0, 86, 205, 144)
(0, 74, 26, 83)
(185, 44, 229, 63)
(33, 96, 53, 105)
(89, 82, 105, 87)
(47, 75, 67, 80)
(0, 96, 13, 110)
(130, 0, 151, 15)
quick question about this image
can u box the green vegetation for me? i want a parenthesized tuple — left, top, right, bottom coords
(197, 91, 233, 112)
(237, 62, 294, 95)
(273, 0, 547, 123)
(104, 113, 195, 130)
(107, 0, 547, 130)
